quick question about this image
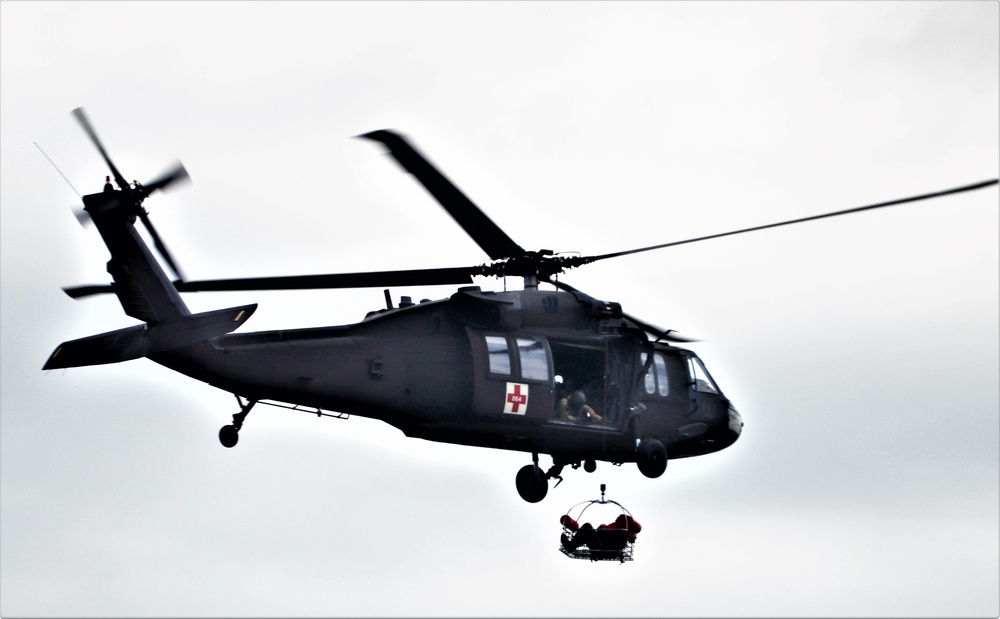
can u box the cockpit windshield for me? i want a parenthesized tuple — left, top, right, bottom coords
(688, 356, 720, 394)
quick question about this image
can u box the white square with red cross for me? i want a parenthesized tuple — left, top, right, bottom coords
(503, 382, 529, 415)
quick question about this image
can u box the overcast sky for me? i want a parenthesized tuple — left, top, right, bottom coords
(1, 2, 998, 617)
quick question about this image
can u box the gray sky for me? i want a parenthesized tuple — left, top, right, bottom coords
(1, 2, 997, 617)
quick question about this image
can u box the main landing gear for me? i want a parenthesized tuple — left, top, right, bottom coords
(219, 396, 256, 448)
(515, 454, 599, 503)
(515, 443, 665, 502)
(636, 438, 667, 478)
(515, 459, 549, 503)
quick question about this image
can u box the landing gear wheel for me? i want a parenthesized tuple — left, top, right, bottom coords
(220, 396, 256, 448)
(636, 438, 667, 478)
(219, 424, 239, 448)
(515, 464, 548, 503)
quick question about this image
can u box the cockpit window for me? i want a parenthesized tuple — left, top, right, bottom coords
(516, 337, 549, 381)
(689, 357, 719, 393)
(640, 352, 670, 397)
(486, 336, 511, 375)
(641, 353, 655, 394)
(654, 354, 669, 396)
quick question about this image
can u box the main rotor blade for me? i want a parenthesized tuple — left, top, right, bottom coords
(621, 311, 700, 343)
(174, 265, 480, 292)
(72, 107, 129, 191)
(546, 278, 698, 342)
(63, 265, 481, 299)
(137, 212, 185, 281)
(585, 179, 1000, 264)
(359, 130, 525, 261)
(141, 161, 190, 196)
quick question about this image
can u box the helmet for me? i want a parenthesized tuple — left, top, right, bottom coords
(569, 390, 587, 409)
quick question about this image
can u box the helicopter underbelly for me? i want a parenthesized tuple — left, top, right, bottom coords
(402, 416, 635, 460)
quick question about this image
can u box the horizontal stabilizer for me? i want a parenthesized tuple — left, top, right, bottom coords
(43, 324, 150, 369)
(43, 303, 256, 370)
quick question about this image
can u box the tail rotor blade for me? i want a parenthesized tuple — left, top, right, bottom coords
(71, 107, 129, 191)
(63, 284, 115, 299)
(137, 212, 185, 281)
(142, 161, 190, 196)
(72, 206, 92, 227)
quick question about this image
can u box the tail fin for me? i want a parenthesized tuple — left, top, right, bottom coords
(68, 107, 193, 323)
(43, 303, 256, 370)
(47, 110, 258, 371)
(82, 188, 192, 323)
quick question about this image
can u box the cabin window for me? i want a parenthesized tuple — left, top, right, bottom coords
(640, 352, 669, 397)
(516, 338, 549, 382)
(689, 357, 719, 393)
(486, 336, 511, 376)
(484, 335, 550, 381)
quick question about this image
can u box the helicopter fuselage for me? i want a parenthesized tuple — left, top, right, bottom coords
(152, 286, 742, 466)
(47, 110, 998, 502)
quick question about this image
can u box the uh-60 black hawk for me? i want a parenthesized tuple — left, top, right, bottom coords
(46, 108, 998, 502)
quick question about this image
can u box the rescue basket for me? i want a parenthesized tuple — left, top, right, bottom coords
(558, 484, 641, 563)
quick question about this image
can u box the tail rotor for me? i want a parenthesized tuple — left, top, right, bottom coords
(71, 107, 190, 281)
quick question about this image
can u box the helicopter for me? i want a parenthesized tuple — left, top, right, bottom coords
(44, 108, 998, 503)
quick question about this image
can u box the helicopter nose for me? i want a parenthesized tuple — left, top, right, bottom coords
(727, 405, 743, 442)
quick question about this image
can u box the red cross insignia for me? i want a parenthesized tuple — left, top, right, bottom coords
(504, 382, 529, 415)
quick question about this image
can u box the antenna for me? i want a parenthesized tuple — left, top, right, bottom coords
(34, 142, 81, 198)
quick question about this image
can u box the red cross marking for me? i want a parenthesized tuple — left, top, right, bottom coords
(507, 384, 527, 412)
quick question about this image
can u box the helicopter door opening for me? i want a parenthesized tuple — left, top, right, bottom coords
(548, 339, 627, 427)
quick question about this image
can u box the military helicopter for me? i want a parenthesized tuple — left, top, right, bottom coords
(45, 108, 998, 503)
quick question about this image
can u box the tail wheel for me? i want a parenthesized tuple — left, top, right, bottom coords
(636, 438, 667, 478)
(515, 464, 548, 503)
(219, 397, 255, 448)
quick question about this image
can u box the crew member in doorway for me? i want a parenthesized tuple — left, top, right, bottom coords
(558, 390, 602, 423)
